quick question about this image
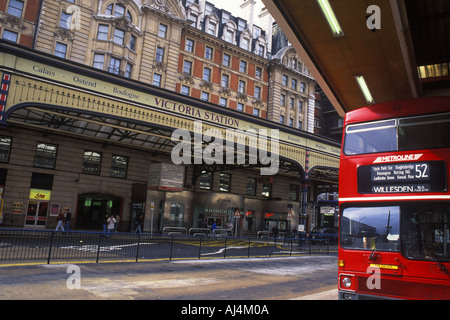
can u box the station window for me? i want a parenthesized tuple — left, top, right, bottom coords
(0, 136, 12, 163)
(300, 82, 306, 93)
(239, 60, 247, 73)
(219, 173, 231, 192)
(181, 85, 190, 95)
(203, 67, 211, 82)
(108, 57, 121, 75)
(254, 86, 261, 99)
(158, 23, 168, 38)
(221, 74, 229, 87)
(110, 155, 128, 178)
(129, 34, 137, 51)
(255, 67, 263, 79)
(153, 73, 162, 87)
(262, 183, 271, 198)
(105, 3, 133, 22)
(7, 0, 24, 18)
(2, 30, 18, 43)
(34, 142, 58, 169)
(82, 151, 102, 175)
(54, 43, 68, 58)
(219, 97, 227, 107)
(223, 53, 231, 67)
(97, 25, 109, 41)
(185, 38, 195, 53)
(93, 53, 105, 70)
(183, 60, 193, 74)
(201, 91, 209, 101)
(199, 171, 212, 189)
(205, 46, 213, 60)
(238, 80, 246, 93)
(156, 47, 165, 62)
(289, 184, 299, 201)
(298, 101, 303, 112)
(246, 177, 256, 196)
(60, 11, 72, 29)
(125, 63, 132, 78)
(113, 28, 125, 46)
(291, 78, 298, 90)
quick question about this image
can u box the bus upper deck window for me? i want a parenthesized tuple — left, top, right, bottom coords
(344, 119, 397, 155)
(398, 112, 450, 150)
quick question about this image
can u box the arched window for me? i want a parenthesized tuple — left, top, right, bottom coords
(105, 2, 133, 23)
(94, 2, 140, 78)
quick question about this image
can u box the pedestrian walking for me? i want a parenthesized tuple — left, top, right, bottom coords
(101, 214, 109, 236)
(211, 220, 217, 237)
(270, 225, 279, 256)
(64, 209, 72, 233)
(55, 209, 65, 231)
(114, 214, 120, 232)
(134, 214, 143, 234)
(107, 215, 116, 238)
(272, 225, 279, 239)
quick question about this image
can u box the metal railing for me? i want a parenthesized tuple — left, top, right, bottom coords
(0, 228, 337, 265)
(162, 227, 187, 235)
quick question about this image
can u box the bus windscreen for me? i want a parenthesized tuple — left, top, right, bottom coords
(340, 203, 450, 263)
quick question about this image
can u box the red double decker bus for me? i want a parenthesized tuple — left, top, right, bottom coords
(338, 97, 450, 300)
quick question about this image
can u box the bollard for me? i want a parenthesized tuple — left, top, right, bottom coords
(169, 236, 174, 261)
(47, 231, 55, 264)
(198, 237, 202, 259)
(96, 232, 102, 263)
(223, 237, 227, 259)
(135, 233, 141, 262)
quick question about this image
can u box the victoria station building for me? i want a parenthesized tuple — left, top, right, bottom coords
(0, 0, 341, 235)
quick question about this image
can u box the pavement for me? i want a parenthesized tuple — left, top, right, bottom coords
(296, 288, 338, 300)
(0, 255, 338, 304)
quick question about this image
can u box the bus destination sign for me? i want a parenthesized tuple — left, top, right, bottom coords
(357, 161, 447, 194)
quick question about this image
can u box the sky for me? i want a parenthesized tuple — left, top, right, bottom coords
(205, 0, 271, 31)
(206, 0, 252, 17)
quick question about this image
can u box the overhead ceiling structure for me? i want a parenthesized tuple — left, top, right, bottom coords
(263, 0, 450, 116)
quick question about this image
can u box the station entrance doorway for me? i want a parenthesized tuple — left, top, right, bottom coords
(76, 193, 122, 230)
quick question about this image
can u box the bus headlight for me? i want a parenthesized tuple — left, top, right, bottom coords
(339, 274, 356, 291)
(342, 277, 352, 288)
